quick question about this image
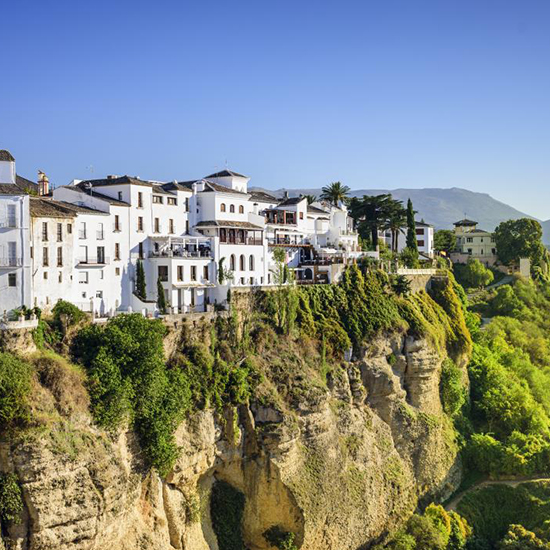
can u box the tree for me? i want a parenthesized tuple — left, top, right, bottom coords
(136, 259, 147, 300)
(494, 218, 547, 271)
(434, 230, 456, 255)
(498, 524, 550, 549)
(157, 278, 167, 314)
(349, 194, 394, 249)
(405, 199, 419, 255)
(463, 258, 494, 288)
(303, 194, 317, 205)
(320, 181, 350, 206)
(382, 199, 407, 253)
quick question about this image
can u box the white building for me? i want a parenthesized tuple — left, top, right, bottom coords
(0, 151, 32, 315)
(1, 156, 363, 317)
(381, 221, 435, 259)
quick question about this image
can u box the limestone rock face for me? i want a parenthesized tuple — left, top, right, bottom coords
(1, 332, 462, 550)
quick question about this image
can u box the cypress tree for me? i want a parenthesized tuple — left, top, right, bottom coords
(157, 278, 167, 314)
(136, 259, 147, 300)
(406, 198, 419, 257)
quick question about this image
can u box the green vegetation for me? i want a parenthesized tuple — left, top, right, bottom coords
(457, 482, 550, 548)
(135, 259, 147, 300)
(210, 480, 246, 550)
(0, 352, 32, 433)
(157, 278, 167, 313)
(435, 229, 457, 255)
(264, 526, 298, 550)
(320, 181, 350, 206)
(0, 473, 23, 525)
(493, 218, 548, 277)
(375, 504, 472, 549)
(461, 259, 495, 289)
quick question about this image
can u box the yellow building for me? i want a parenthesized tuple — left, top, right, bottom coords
(452, 219, 497, 266)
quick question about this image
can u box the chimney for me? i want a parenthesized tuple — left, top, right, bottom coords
(0, 150, 16, 184)
(38, 171, 50, 196)
(283, 191, 289, 200)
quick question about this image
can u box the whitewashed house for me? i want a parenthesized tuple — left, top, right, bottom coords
(0, 151, 32, 315)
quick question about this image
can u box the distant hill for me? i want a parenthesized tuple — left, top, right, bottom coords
(252, 186, 538, 234)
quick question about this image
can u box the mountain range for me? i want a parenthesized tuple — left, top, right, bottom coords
(252, 186, 550, 242)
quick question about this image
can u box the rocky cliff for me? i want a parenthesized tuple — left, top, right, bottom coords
(0, 322, 463, 550)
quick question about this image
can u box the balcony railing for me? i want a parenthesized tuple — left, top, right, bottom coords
(0, 257, 22, 267)
(77, 257, 110, 265)
(0, 221, 18, 229)
(149, 249, 212, 259)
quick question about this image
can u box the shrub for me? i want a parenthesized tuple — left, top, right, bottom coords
(52, 299, 86, 330)
(0, 473, 23, 524)
(0, 353, 32, 432)
(440, 359, 467, 418)
(210, 480, 246, 550)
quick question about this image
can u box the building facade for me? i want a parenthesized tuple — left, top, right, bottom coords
(451, 219, 497, 266)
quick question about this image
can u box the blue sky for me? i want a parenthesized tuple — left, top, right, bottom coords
(2, 1, 550, 218)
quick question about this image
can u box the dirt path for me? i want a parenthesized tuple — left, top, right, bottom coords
(445, 476, 550, 511)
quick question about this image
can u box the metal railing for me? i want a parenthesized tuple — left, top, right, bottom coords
(77, 257, 110, 265)
(149, 249, 212, 259)
(0, 257, 22, 267)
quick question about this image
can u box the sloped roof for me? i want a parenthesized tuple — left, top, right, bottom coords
(66, 184, 130, 206)
(278, 197, 306, 207)
(30, 198, 76, 218)
(79, 175, 154, 188)
(415, 221, 433, 227)
(307, 205, 329, 214)
(249, 191, 278, 203)
(202, 180, 249, 196)
(162, 181, 195, 193)
(195, 220, 263, 229)
(205, 169, 248, 179)
(454, 218, 478, 226)
(0, 150, 15, 161)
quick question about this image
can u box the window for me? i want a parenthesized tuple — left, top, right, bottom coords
(118, 191, 123, 201)
(138, 192, 143, 207)
(230, 254, 236, 271)
(220, 228, 227, 242)
(79, 222, 86, 239)
(169, 219, 174, 234)
(97, 223, 104, 240)
(467, 248, 472, 254)
(81, 292, 87, 299)
(417, 240, 425, 247)
(240, 277, 245, 285)
(492, 248, 496, 254)
(416, 228, 424, 235)
(114, 243, 120, 260)
(67, 223, 72, 234)
(43, 247, 49, 267)
(466, 237, 473, 243)
(7, 242, 16, 266)
(230, 204, 235, 213)
(152, 195, 163, 204)
(158, 265, 168, 282)
(7, 205, 16, 228)
(203, 265, 209, 281)
(100, 270, 104, 279)
(96, 291, 103, 299)
(185, 220, 189, 234)
(79, 245, 88, 263)
(191, 266, 197, 281)
(42, 222, 48, 241)
(154, 218, 160, 232)
(168, 197, 177, 205)
(97, 246, 105, 263)
(8, 273, 16, 287)
(481, 249, 484, 255)
(57, 247, 63, 267)
(58, 272, 62, 283)
(177, 266, 183, 281)
(249, 277, 254, 285)
(115, 267, 121, 276)
(249, 255, 255, 270)
(239, 205, 244, 214)
(79, 271, 88, 284)
(57, 223, 63, 242)
(114, 215, 120, 231)
(480, 238, 484, 243)
(221, 203, 226, 212)
(240, 254, 245, 271)
(138, 217, 144, 231)
(43, 272, 48, 280)
(185, 198, 190, 212)
(299, 212, 304, 220)
(138, 242, 144, 259)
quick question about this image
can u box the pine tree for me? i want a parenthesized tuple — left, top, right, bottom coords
(157, 277, 167, 314)
(406, 198, 419, 257)
(136, 260, 147, 300)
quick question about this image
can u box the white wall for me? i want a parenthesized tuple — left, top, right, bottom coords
(0, 160, 16, 185)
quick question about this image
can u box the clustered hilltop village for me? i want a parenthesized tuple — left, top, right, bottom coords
(2, 148, 550, 550)
(0, 149, 523, 322)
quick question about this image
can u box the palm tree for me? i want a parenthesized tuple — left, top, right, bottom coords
(303, 194, 317, 205)
(382, 200, 407, 253)
(320, 182, 350, 206)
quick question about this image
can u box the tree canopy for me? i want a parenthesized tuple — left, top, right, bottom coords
(434, 230, 456, 255)
(320, 181, 350, 206)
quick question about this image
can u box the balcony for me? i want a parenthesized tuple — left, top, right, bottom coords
(77, 257, 110, 266)
(0, 257, 22, 268)
(0, 220, 18, 229)
(149, 248, 212, 259)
